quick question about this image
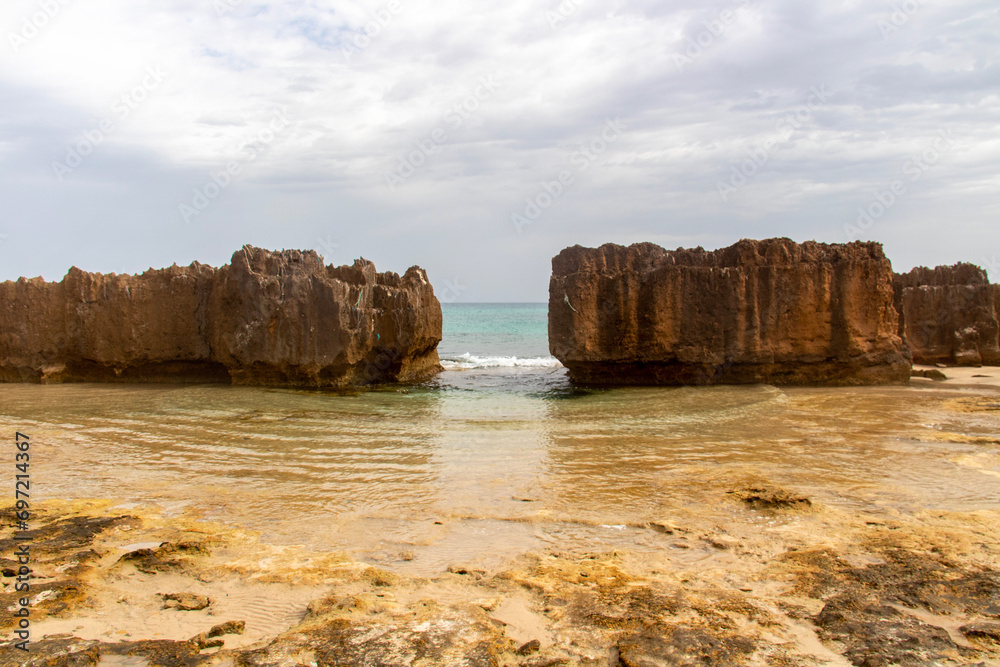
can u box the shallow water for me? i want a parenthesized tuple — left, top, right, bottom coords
(3, 367, 999, 576)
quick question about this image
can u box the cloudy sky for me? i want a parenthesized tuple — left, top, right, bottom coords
(1, 0, 998, 301)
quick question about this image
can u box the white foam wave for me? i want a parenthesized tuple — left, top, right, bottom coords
(441, 353, 563, 370)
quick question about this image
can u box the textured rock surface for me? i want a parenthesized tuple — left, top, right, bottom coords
(893, 263, 1000, 366)
(0, 246, 442, 386)
(549, 238, 911, 386)
(8, 497, 1000, 667)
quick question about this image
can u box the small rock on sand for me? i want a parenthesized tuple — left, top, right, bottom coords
(162, 592, 211, 611)
(912, 369, 948, 381)
(728, 485, 811, 509)
(208, 620, 245, 637)
(516, 639, 542, 655)
(648, 521, 679, 534)
(190, 620, 246, 650)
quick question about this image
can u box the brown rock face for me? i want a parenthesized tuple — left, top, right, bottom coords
(548, 239, 911, 386)
(893, 263, 1000, 366)
(0, 246, 442, 387)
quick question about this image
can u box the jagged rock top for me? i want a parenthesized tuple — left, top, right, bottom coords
(552, 239, 890, 276)
(894, 263, 990, 288)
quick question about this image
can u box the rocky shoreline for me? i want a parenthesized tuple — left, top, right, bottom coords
(0, 246, 442, 388)
(548, 239, 913, 386)
(1, 308, 998, 665)
(3, 239, 1000, 389)
(549, 239, 1000, 387)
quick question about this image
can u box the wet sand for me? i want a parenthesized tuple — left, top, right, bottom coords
(912, 364, 1000, 389)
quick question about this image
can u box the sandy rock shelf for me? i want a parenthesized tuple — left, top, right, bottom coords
(3, 481, 1000, 666)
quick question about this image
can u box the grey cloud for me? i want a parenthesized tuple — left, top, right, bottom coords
(0, 0, 997, 301)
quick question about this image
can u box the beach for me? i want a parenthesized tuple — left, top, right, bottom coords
(1, 305, 999, 664)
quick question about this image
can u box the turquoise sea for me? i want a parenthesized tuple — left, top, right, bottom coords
(438, 302, 554, 367)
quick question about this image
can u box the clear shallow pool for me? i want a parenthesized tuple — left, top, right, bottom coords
(3, 372, 999, 575)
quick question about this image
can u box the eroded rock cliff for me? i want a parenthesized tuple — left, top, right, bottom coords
(893, 263, 1000, 366)
(0, 246, 442, 386)
(549, 239, 911, 386)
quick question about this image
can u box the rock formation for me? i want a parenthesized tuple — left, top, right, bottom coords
(548, 239, 911, 386)
(0, 246, 442, 387)
(893, 263, 1000, 366)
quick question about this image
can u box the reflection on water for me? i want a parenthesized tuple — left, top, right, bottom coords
(2, 368, 999, 574)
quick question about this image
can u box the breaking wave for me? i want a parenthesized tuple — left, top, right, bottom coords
(441, 353, 563, 370)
